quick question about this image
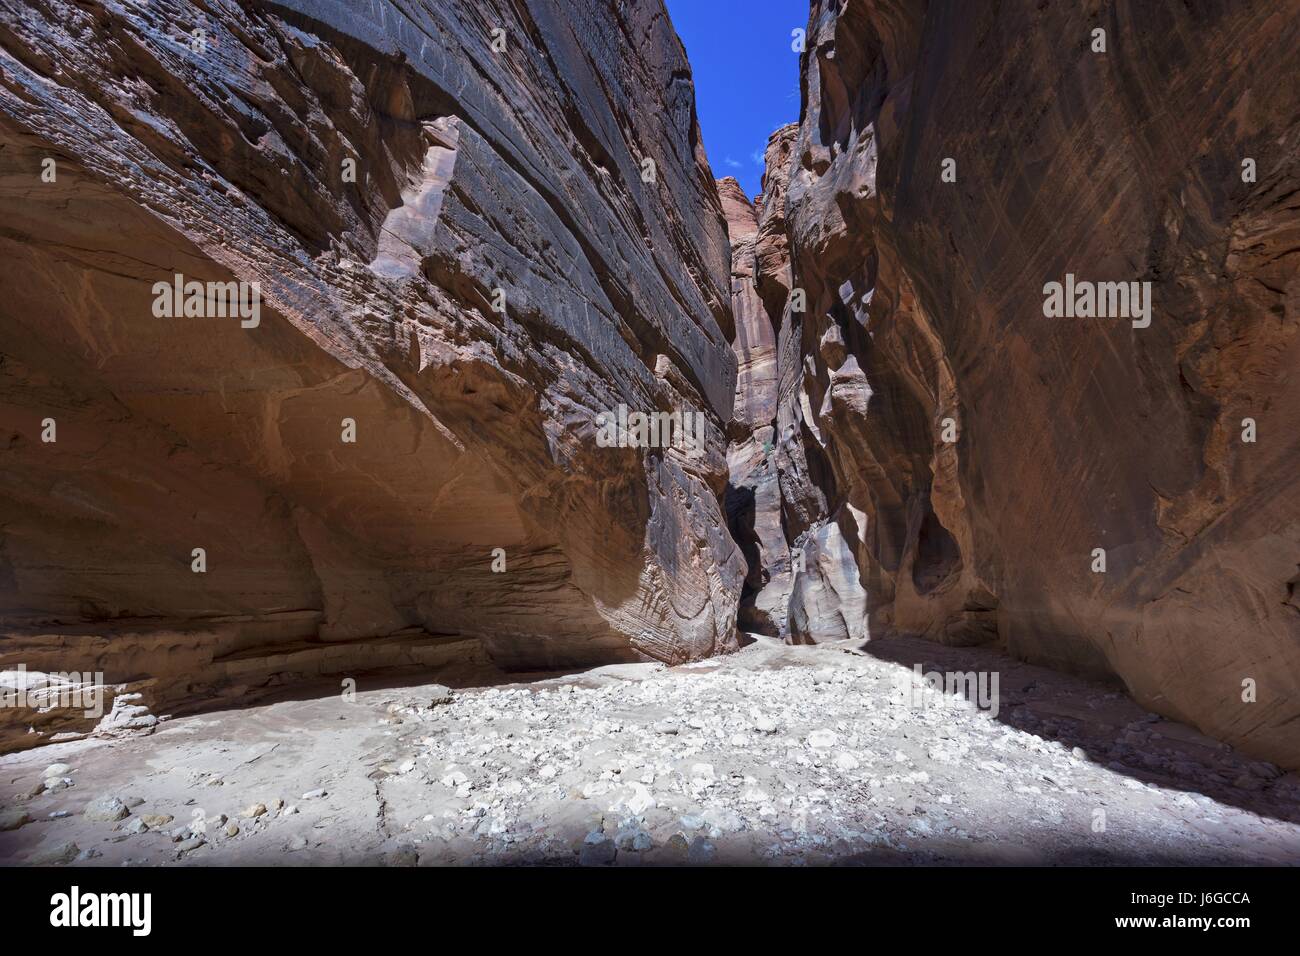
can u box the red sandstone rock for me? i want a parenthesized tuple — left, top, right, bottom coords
(0, 0, 743, 734)
(718, 158, 866, 641)
(776, 0, 1300, 766)
(718, 176, 789, 635)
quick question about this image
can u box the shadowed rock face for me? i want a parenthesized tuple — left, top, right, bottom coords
(0, 0, 743, 731)
(775, 0, 1300, 766)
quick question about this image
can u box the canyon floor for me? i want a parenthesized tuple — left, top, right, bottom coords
(2, 637, 1298, 867)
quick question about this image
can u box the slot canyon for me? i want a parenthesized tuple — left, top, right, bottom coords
(0, 0, 1297, 869)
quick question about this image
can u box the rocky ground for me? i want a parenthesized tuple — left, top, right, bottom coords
(2, 637, 1298, 867)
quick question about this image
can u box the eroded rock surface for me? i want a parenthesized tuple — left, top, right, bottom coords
(0, 0, 743, 733)
(771, 0, 1300, 766)
(719, 176, 789, 637)
(718, 136, 867, 643)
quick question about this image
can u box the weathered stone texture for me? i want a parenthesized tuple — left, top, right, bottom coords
(0, 0, 743, 734)
(777, 0, 1300, 765)
(718, 140, 866, 642)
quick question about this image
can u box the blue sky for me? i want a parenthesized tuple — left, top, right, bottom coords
(664, 0, 807, 198)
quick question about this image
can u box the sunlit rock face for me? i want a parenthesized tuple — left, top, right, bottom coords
(718, 175, 788, 636)
(717, 152, 867, 643)
(0, 0, 744, 734)
(774, 0, 1300, 765)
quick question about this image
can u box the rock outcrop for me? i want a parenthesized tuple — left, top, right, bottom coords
(718, 151, 866, 643)
(772, 0, 1300, 766)
(718, 175, 789, 636)
(0, 0, 743, 737)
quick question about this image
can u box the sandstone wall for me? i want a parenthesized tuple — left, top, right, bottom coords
(777, 0, 1300, 765)
(717, 141, 866, 644)
(0, 0, 743, 732)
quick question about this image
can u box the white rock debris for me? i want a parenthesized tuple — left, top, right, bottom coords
(2, 639, 1298, 866)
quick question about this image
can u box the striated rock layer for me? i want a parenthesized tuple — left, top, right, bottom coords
(718, 175, 789, 637)
(718, 157, 866, 643)
(774, 0, 1300, 766)
(0, 0, 743, 739)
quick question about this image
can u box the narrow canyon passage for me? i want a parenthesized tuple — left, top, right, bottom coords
(3, 640, 1298, 866)
(0, 0, 1297, 876)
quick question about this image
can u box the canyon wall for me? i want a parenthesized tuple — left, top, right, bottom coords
(718, 159, 867, 644)
(774, 0, 1300, 766)
(0, 0, 743, 740)
(1, 0, 1296, 772)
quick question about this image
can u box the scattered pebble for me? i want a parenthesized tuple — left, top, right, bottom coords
(0, 809, 31, 831)
(578, 831, 617, 866)
(807, 729, 838, 749)
(30, 842, 79, 865)
(83, 795, 130, 822)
